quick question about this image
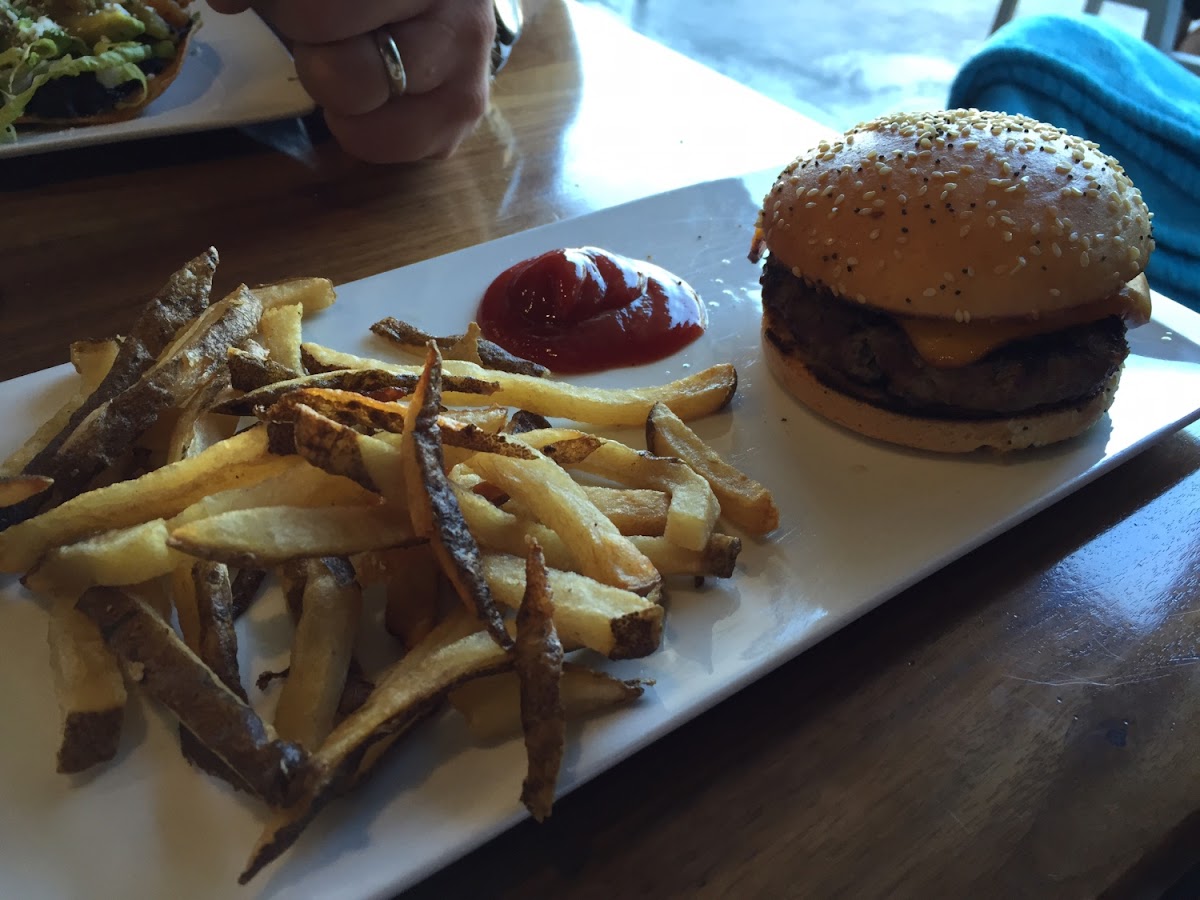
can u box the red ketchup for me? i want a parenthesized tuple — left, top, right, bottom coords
(476, 247, 707, 374)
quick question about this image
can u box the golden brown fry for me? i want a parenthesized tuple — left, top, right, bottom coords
(48, 591, 127, 774)
(240, 624, 510, 884)
(646, 401, 779, 535)
(301, 343, 738, 426)
(505, 485, 668, 536)
(370, 316, 549, 377)
(449, 664, 646, 743)
(524, 428, 720, 553)
(469, 451, 660, 596)
(0, 427, 291, 574)
(289, 404, 408, 497)
(69, 338, 122, 383)
(515, 539, 565, 822)
(249, 276, 337, 315)
(258, 303, 305, 375)
(269, 390, 534, 462)
(171, 459, 380, 528)
(274, 558, 362, 749)
(38, 286, 262, 514)
(0, 474, 53, 506)
(481, 553, 662, 659)
(76, 588, 308, 806)
(628, 533, 742, 579)
(402, 345, 510, 648)
(226, 346, 300, 391)
(24, 519, 184, 597)
(168, 505, 418, 568)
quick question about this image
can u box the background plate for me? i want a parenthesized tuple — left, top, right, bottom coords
(0, 1, 314, 159)
(1, 174, 1199, 900)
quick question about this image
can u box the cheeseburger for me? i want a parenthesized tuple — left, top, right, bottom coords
(752, 109, 1154, 452)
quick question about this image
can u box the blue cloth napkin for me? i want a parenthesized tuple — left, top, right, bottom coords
(948, 14, 1200, 311)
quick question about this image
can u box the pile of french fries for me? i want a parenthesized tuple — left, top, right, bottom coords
(0, 248, 779, 883)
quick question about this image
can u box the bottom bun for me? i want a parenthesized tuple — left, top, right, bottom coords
(762, 322, 1120, 453)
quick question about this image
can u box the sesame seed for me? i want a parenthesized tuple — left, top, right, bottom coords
(1050, 288, 1061, 296)
(806, 187, 819, 197)
(869, 229, 880, 239)
(835, 193, 845, 205)
(1052, 243, 1062, 257)
(1080, 252, 1090, 267)
(954, 309, 964, 323)
(923, 287, 937, 297)
(1002, 232, 1013, 241)
(959, 225, 971, 237)
(863, 190, 876, 200)
(805, 202, 817, 208)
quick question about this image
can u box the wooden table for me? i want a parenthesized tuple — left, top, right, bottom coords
(4, 3, 1198, 897)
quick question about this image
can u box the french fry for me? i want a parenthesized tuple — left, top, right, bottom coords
(35, 285, 261, 515)
(2, 340, 119, 479)
(401, 345, 510, 648)
(270, 389, 535, 461)
(48, 591, 127, 774)
(290, 405, 408, 498)
(0, 427, 292, 574)
(505, 410, 553, 435)
(0, 251, 217, 520)
(171, 459, 380, 528)
(76, 588, 309, 806)
(646, 401, 779, 535)
(629, 533, 742, 579)
(213, 368, 499, 417)
(230, 567, 268, 620)
(370, 316, 549, 377)
(524, 429, 720, 553)
(301, 343, 738, 426)
(168, 505, 418, 568)
(469, 451, 660, 596)
(0, 474, 53, 506)
(240, 624, 511, 884)
(515, 540, 565, 822)
(449, 664, 646, 743)
(274, 558, 362, 749)
(23, 519, 184, 597)
(258, 303, 305, 375)
(69, 338, 122, 384)
(505, 485, 668, 536)
(481, 553, 662, 659)
(249, 277, 337, 315)
(226, 346, 300, 391)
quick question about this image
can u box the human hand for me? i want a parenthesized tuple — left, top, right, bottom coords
(208, 0, 496, 163)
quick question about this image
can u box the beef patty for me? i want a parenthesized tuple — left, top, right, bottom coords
(761, 260, 1128, 419)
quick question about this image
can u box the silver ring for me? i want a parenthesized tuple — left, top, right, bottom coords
(374, 28, 407, 98)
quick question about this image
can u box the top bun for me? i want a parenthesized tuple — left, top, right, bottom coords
(759, 109, 1154, 320)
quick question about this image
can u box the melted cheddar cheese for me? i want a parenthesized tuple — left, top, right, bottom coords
(897, 278, 1152, 368)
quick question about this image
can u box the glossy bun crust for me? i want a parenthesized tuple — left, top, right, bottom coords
(762, 317, 1120, 453)
(759, 109, 1154, 320)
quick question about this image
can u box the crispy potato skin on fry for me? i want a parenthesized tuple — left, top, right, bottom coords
(516, 541, 566, 822)
(76, 588, 309, 807)
(1, 251, 220, 531)
(405, 346, 511, 649)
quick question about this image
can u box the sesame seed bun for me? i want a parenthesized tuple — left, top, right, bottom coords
(762, 317, 1120, 453)
(759, 109, 1154, 320)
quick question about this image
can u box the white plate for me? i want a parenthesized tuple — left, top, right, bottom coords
(0, 1, 313, 159)
(2, 174, 1199, 900)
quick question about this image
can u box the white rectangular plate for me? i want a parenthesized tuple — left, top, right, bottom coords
(2, 174, 1199, 900)
(0, 1, 313, 159)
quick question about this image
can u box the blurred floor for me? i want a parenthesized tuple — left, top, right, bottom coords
(577, 0, 1153, 130)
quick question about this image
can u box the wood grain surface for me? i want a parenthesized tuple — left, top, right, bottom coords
(2, 3, 1197, 897)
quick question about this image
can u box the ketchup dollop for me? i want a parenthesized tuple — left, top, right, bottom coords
(476, 247, 707, 374)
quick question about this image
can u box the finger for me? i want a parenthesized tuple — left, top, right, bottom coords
(206, 0, 251, 12)
(324, 78, 490, 164)
(293, 20, 457, 117)
(249, 0, 433, 45)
